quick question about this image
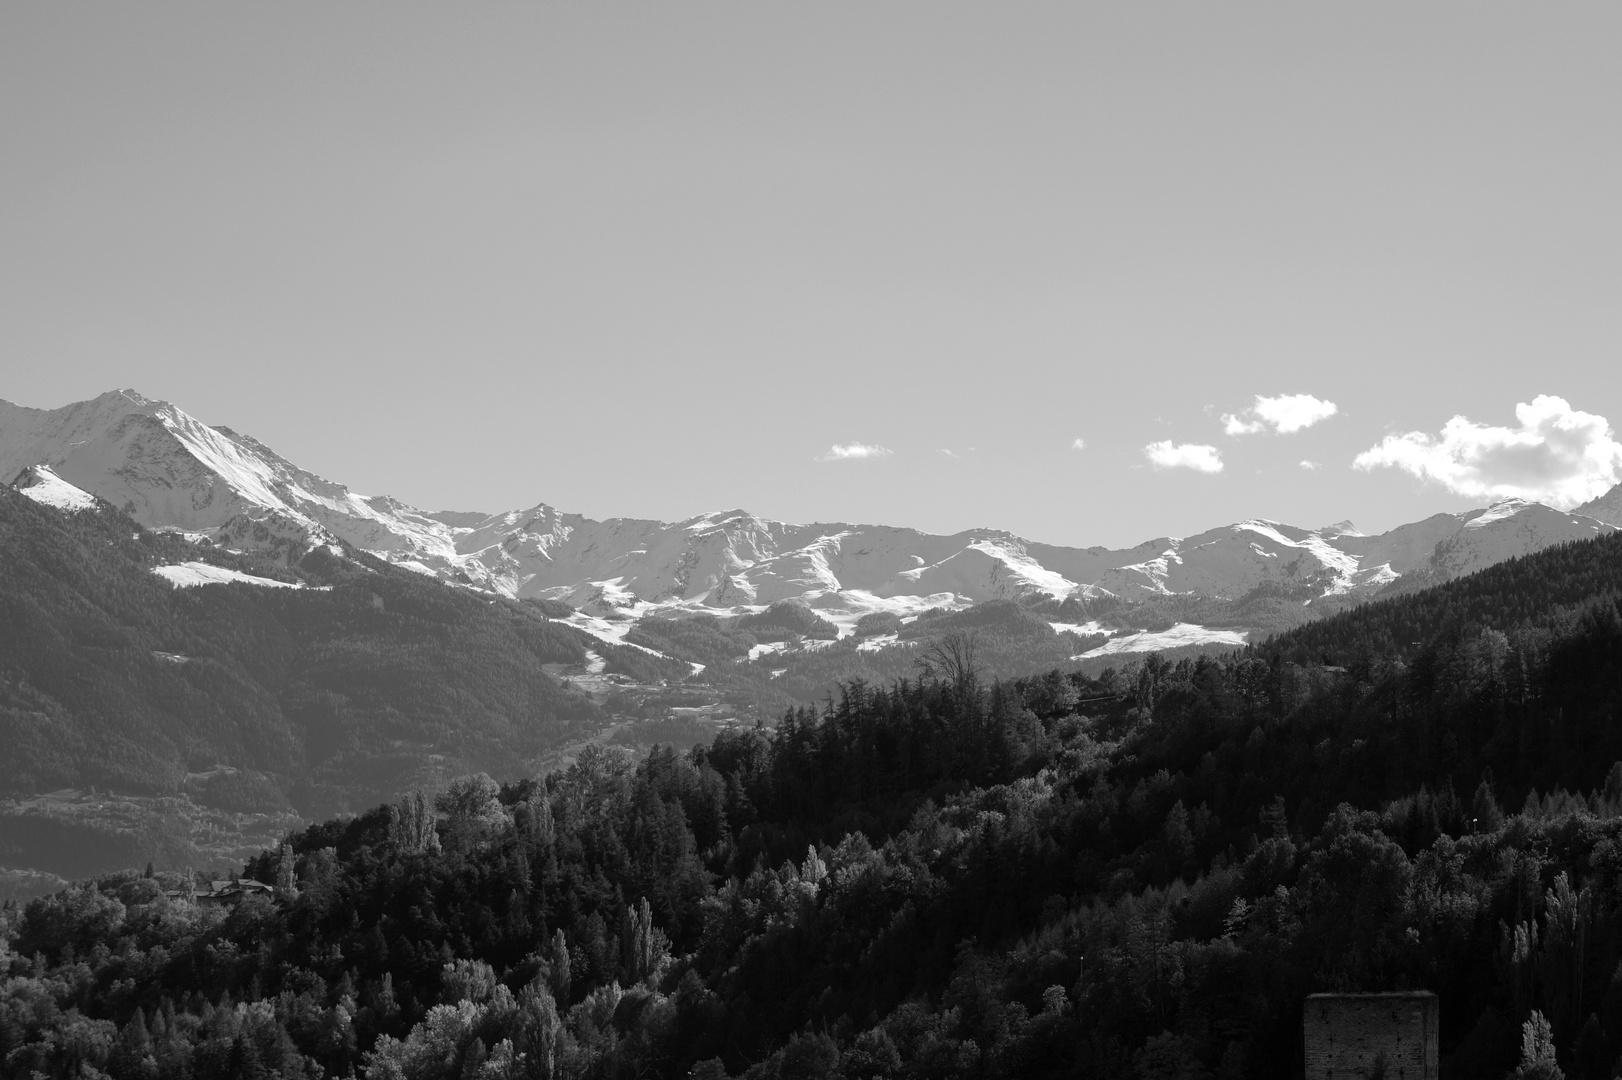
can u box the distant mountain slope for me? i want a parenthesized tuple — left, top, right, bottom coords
(1261, 527, 1622, 665)
(1577, 481, 1622, 527)
(0, 484, 597, 817)
(3, 390, 1616, 628)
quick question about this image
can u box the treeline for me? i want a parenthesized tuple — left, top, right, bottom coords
(1028, 582, 1347, 638)
(681, 601, 1112, 716)
(7, 530, 1622, 1077)
(625, 617, 758, 672)
(1260, 531, 1622, 666)
(734, 603, 840, 643)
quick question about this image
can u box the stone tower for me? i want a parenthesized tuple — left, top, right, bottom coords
(1303, 992, 1438, 1079)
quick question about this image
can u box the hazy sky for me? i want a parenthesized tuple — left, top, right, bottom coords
(3, 4, 1619, 547)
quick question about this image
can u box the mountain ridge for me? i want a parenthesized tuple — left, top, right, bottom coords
(3, 389, 1619, 628)
(1577, 481, 1622, 527)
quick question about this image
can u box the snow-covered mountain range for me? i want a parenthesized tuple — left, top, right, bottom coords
(5, 390, 1620, 629)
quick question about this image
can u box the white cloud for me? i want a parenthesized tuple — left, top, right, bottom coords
(1353, 395, 1622, 508)
(937, 448, 959, 459)
(817, 443, 894, 462)
(1071, 437, 1086, 451)
(1299, 460, 1321, 471)
(1223, 393, 1339, 436)
(1145, 440, 1224, 473)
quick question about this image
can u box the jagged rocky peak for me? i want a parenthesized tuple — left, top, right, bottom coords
(1576, 481, 1622, 527)
(0, 388, 360, 557)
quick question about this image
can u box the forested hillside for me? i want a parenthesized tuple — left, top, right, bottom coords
(1262, 531, 1622, 667)
(4, 529, 1622, 1077)
(0, 486, 599, 817)
(657, 601, 1114, 721)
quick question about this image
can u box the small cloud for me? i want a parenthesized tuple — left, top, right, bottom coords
(1071, 438, 1087, 451)
(1353, 395, 1622, 508)
(817, 442, 894, 462)
(938, 448, 960, 459)
(1300, 460, 1321, 470)
(1145, 440, 1224, 474)
(1223, 393, 1339, 436)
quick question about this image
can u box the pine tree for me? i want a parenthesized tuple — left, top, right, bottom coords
(389, 790, 442, 854)
(519, 983, 561, 1080)
(114, 1005, 153, 1075)
(506, 888, 531, 941)
(548, 929, 571, 1004)
(275, 842, 299, 901)
(372, 972, 400, 1027)
(1602, 761, 1622, 814)
(1472, 778, 1505, 832)
(623, 898, 656, 984)
(463, 1036, 488, 1077)
(1260, 795, 1289, 840)
(522, 792, 556, 851)
(228, 1032, 269, 1080)
(1162, 800, 1194, 879)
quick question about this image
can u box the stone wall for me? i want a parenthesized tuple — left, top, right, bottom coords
(1302, 992, 1438, 1079)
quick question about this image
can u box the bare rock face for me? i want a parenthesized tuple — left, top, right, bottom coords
(1576, 481, 1622, 527)
(0, 389, 343, 558)
(3, 389, 1617, 622)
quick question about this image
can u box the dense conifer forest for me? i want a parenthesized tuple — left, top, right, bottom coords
(4, 531, 1622, 1078)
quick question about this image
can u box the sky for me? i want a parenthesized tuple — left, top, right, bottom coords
(2, 3, 1620, 548)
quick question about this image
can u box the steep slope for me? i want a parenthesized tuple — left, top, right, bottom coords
(1423, 499, 1617, 579)
(12, 465, 99, 513)
(1576, 480, 1622, 527)
(0, 484, 597, 816)
(0, 389, 356, 560)
(1262, 526, 1622, 665)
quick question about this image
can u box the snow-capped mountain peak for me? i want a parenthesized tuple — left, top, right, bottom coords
(3, 390, 1618, 625)
(12, 464, 98, 513)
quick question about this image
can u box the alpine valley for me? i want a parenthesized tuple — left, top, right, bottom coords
(2, 388, 1620, 892)
(8, 392, 1622, 1080)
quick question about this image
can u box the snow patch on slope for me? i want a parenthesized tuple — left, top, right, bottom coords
(1051, 621, 1115, 638)
(153, 562, 309, 590)
(15, 466, 98, 512)
(1075, 623, 1249, 659)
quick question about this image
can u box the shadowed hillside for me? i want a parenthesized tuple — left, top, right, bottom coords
(0, 485, 599, 819)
